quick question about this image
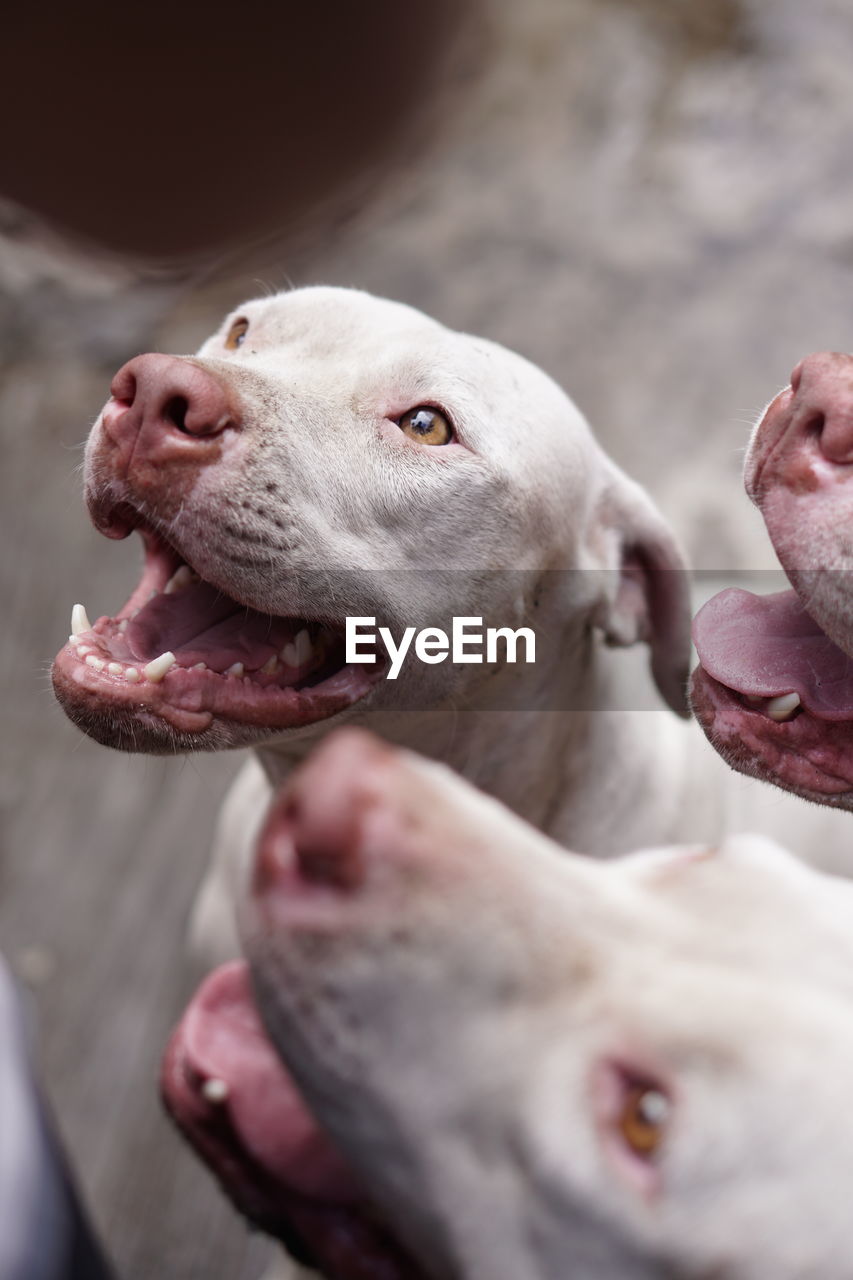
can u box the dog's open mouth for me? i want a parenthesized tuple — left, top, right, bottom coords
(691, 586, 853, 801)
(51, 523, 385, 746)
(162, 961, 424, 1280)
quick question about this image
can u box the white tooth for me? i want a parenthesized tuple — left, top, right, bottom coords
(143, 651, 176, 683)
(294, 628, 313, 666)
(193, 662, 208, 670)
(148, 590, 157, 602)
(202, 1078, 229, 1104)
(766, 691, 801, 722)
(164, 565, 193, 595)
(225, 662, 244, 677)
(126, 667, 140, 683)
(76, 646, 92, 656)
(85, 655, 105, 671)
(260, 655, 278, 675)
(118, 619, 129, 634)
(107, 662, 123, 675)
(71, 603, 92, 636)
(281, 642, 298, 667)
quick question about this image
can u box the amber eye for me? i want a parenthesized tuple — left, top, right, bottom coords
(398, 406, 453, 446)
(225, 317, 250, 350)
(619, 1083, 670, 1158)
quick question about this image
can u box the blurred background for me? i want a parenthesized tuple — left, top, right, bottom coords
(3, 0, 853, 1275)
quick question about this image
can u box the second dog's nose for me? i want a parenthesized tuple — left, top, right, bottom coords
(103, 354, 236, 446)
(790, 351, 853, 464)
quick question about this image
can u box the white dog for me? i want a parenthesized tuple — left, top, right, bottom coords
(164, 728, 853, 1279)
(51, 290, 853, 961)
(693, 351, 853, 807)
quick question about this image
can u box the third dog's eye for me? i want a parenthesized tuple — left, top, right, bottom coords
(619, 1083, 670, 1158)
(225, 317, 250, 350)
(398, 406, 453, 446)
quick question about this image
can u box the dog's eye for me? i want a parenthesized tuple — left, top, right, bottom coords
(225, 317, 250, 350)
(619, 1083, 670, 1158)
(398, 406, 453, 446)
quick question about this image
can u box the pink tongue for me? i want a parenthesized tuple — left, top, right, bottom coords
(693, 588, 853, 719)
(123, 582, 292, 672)
(182, 961, 356, 1202)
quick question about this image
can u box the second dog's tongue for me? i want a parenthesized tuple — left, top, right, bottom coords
(693, 588, 853, 719)
(182, 961, 356, 1201)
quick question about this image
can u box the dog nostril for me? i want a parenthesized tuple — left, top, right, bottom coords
(804, 410, 826, 439)
(164, 395, 190, 434)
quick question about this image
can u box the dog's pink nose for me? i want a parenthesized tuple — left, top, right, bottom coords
(789, 351, 853, 464)
(253, 731, 401, 902)
(103, 354, 237, 447)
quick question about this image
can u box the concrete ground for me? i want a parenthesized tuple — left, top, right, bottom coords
(3, 0, 853, 1275)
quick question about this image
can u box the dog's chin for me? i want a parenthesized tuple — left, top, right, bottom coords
(689, 666, 853, 810)
(51, 678, 253, 753)
(51, 655, 381, 755)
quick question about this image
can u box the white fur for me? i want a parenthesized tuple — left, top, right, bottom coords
(244, 732, 853, 1280)
(164, 289, 852, 965)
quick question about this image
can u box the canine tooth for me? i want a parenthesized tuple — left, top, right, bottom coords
(766, 691, 801, 722)
(118, 619, 129, 634)
(226, 662, 244, 677)
(85, 655, 105, 671)
(202, 1078, 229, 1104)
(281, 642, 298, 667)
(71, 603, 91, 636)
(294, 628, 313, 666)
(107, 662, 123, 675)
(260, 655, 278, 675)
(143, 651, 176, 682)
(126, 668, 140, 683)
(164, 565, 193, 595)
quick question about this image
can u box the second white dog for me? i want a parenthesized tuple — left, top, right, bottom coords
(165, 729, 853, 1280)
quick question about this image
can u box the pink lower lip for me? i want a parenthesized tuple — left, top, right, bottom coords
(690, 664, 853, 800)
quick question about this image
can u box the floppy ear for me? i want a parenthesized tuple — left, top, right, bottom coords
(589, 467, 692, 717)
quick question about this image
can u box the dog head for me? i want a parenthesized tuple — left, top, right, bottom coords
(165, 729, 853, 1278)
(54, 287, 690, 754)
(692, 354, 853, 806)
